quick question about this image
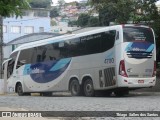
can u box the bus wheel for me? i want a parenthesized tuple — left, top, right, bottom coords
(17, 83, 24, 96)
(84, 78, 95, 97)
(70, 79, 80, 96)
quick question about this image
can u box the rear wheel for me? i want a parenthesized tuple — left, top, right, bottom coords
(84, 78, 95, 97)
(70, 79, 80, 96)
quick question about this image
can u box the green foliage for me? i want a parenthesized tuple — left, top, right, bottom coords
(58, 0, 65, 7)
(131, 0, 159, 24)
(89, 0, 135, 25)
(50, 7, 59, 18)
(88, 16, 99, 26)
(51, 19, 57, 26)
(89, 0, 159, 25)
(29, 0, 52, 8)
(0, 0, 30, 17)
(77, 13, 90, 27)
(68, 20, 77, 27)
(77, 13, 99, 27)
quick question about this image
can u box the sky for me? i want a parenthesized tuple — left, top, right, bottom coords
(156, 0, 160, 5)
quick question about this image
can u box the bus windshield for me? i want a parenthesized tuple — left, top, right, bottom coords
(123, 26, 154, 43)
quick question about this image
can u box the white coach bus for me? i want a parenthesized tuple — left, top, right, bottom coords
(3, 24, 156, 96)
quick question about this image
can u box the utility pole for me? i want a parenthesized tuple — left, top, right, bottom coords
(0, 16, 3, 79)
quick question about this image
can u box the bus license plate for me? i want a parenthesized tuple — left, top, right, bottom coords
(138, 80, 144, 83)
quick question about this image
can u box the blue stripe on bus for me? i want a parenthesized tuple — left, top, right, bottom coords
(50, 58, 71, 71)
(146, 44, 154, 52)
(125, 43, 133, 51)
(125, 42, 154, 52)
(23, 64, 31, 75)
(23, 58, 71, 83)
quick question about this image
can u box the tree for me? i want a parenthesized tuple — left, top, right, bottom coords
(50, 7, 59, 18)
(88, 16, 99, 26)
(0, 0, 30, 80)
(29, 0, 52, 8)
(89, 0, 134, 25)
(68, 20, 78, 27)
(131, 0, 159, 24)
(58, 0, 65, 7)
(77, 13, 90, 27)
(0, 0, 30, 17)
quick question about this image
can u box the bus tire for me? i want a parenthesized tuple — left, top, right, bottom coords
(70, 79, 80, 96)
(17, 83, 24, 96)
(84, 78, 95, 97)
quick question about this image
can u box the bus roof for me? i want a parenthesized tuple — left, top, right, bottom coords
(11, 24, 150, 55)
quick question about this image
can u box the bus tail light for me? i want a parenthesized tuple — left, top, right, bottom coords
(152, 61, 156, 77)
(119, 60, 128, 77)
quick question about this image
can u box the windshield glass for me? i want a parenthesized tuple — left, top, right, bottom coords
(123, 26, 154, 43)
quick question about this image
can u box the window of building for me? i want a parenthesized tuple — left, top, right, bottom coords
(3, 25, 7, 33)
(24, 26, 34, 34)
(11, 26, 21, 33)
(39, 27, 44, 32)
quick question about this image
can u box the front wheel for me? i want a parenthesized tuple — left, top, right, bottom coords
(84, 78, 95, 97)
(17, 83, 24, 96)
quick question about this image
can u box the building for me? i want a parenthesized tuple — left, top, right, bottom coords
(3, 8, 51, 59)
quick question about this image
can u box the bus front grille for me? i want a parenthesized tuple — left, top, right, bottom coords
(104, 67, 115, 87)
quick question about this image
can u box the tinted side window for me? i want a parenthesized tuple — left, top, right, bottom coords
(54, 42, 68, 58)
(101, 30, 116, 52)
(80, 33, 102, 55)
(67, 38, 81, 57)
(17, 49, 34, 68)
(44, 44, 60, 61)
